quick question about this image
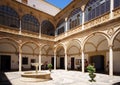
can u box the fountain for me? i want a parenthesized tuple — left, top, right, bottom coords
(21, 63, 52, 82)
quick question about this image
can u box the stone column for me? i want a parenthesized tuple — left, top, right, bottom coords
(19, 46, 22, 72)
(54, 50, 56, 70)
(110, 0, 114, 19)
(82, 12, 85, 30)
(39, 50, 41, 71)
(39, 23, 41, 38)
(81, 50, 85, 73)
(19, 20, 21, 34)
(65, 17, 68, 36)
(65, 48, 67, 70)
(109, 45, 113, 76)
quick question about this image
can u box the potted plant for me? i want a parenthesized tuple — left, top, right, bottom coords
(47, 63, 52, 72)
(86, 64, 96, 82)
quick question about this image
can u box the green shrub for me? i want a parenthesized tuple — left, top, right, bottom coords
(87, 64, 96, 82)
(47, 64, 52, 72)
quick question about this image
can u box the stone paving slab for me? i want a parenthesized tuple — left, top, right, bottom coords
(1, 70, 120, 85)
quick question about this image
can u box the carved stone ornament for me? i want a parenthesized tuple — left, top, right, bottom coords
(107, 28, 114, 36)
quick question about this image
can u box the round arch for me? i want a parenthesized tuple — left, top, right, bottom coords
(83, 32, 110, 51)
(66, 39, 82, 52)
(21, 41, 39, 48)
(111, 27, 120, 44)
(55, 43, 65, 53)
(0, 37, 19, 45)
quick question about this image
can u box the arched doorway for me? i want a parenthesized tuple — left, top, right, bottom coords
(0, 38, 19, 71)
(67, 39, 81, 70)
(41, 45, 54, 70)
(56, 45, 65, 69)
(21, 42, 39, 71)
(84, 33, 109, 73)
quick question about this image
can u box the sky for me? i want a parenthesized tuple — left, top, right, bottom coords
(45, 0, 72, 9)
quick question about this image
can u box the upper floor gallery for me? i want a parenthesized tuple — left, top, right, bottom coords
(0, 0, 120, 39)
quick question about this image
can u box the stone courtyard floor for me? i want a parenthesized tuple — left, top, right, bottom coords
(1, 70, 120, 85)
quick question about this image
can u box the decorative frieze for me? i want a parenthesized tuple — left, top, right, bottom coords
(113, 8, 120, 17)
(84, 13, 110, 29)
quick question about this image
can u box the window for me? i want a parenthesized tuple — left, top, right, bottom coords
(114, 0, 120, 8)
(41, 20, 55, 36)
(85, 0, 110, 22)
(68, 8, 82, 29)
(58, 27, 64, 35)
(22, 57, 28, 65)
(21, 14, 40, 33)
(0, 5, 20, 28)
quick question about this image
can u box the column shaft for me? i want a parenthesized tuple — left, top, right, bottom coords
(81, 50, 85, 73)
(109, 46, 113, 76)
(19, 46, 22, 72)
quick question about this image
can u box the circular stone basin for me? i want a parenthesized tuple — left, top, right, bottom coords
(21, 71, 52, 81)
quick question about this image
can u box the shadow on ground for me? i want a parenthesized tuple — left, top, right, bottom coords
(0, 72, 12, 85)
(113, 82, 120, 85)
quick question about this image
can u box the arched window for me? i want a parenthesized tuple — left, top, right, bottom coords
(114, 0, 120, 8)
(56, 19, 65, 35)
(68, 8, 82, 29)
(21, 14, 40, 33)
(0, 5, 20, 28)
(41, 20, 55, 36)
(85, 0, 110, 22)
(69, 19, 72, 29)
(57, 19, 65, 28)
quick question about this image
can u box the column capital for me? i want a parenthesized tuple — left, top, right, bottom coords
(65, 17, 68, 22)
(108, 44, 113, 48)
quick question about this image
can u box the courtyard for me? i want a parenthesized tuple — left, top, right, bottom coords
(0, 70, 120, 85)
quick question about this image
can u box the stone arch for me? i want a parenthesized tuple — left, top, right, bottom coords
(67, 39, 82, 52)
(55, 43, 65, 53)
(0, 37, 19, 71)
(21, 41, 39, 48)
(82, 31, 110, 73)
(111, 27, 120, 45)
(0, 37, 19, 45)
(83, 32, 110, 50)
(111, 27, 120, 75)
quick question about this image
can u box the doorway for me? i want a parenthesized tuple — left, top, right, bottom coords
(90, 55, 104, 73)
(51, 57, 54, 69)
(60, 57, 64, 69)
(71, 57, 75, 70)
(0, 55, 11, 72)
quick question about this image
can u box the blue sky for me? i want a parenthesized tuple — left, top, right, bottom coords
(45, 0, 72, 9)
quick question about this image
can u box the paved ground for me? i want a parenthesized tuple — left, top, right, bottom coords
(1, 70, 120, 85)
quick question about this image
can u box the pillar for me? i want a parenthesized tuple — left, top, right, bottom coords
(39, 23, 41, 38)
(65, 48, 67, 70)
(19, 20, 21, 34)
(54, 50, 56, 70)
(110, 0, 114, 19)
(19, 46, 22, 72)
(81, 50, 85, 73)
(82, 12, 85, 30)
(39, 50, 41, 71)
(109, 45, 113, 76)
(65, 17, 68, 36)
